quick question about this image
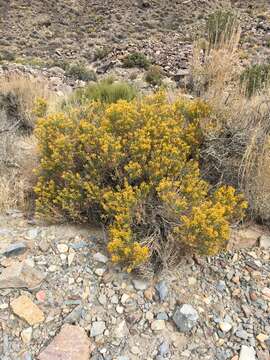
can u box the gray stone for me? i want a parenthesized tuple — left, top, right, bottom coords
(64, 305, 83, 324)
(236, 329, 249, 340)
(173, 304, 199, 333)
(0, 261, 45, 290)
(2, 242, 27, 257)
(91, 321, 106, 337)
(239, 345, 256, 360)
(132, 278, 149, 291)
(69, 241, 88, 250)
(21, 352, 32, 360)
(93, 252, 108, 263)
(155, 280, 168, 302)
(157, 312, 168, 320)
(159, 341, 170, 356)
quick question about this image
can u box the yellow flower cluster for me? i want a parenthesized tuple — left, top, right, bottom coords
(35, 92, 247, 270)
(32, 97, 48, 118)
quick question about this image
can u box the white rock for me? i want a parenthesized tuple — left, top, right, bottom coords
(239, 345, 256, 360)
(68, 253, 75, 266)
(98, 294, 107, 306)
(219, 322, 232, 333)
(60, 254, 66, 262)
(131, 346, 140, 355)
(21, 327, 32, 344)
(259, 235, 270, 249)
(0, 303, 9, 310)
(146, 311, 154, 321)
(116, 305, 124, 314)
(93, 252, 108, 263)
(48, 265, 58, 272)
(114, 320, 129, 338)
(151, 320, 166, 331)
(57, 244, 69, 253)
(90, 321, 106, 337)
(121, 294, 130, 305)
(188, 277, 197, 286)
(95, 268, 106, 277)
(132, 279, 149, 291)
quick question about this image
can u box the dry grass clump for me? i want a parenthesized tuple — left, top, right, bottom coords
(0, 132, 38, 213)
(191, 9, 270, 222)
(0, 74, 55, 213)
(0, 74, 53, 131)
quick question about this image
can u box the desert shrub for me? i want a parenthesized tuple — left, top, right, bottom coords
(66, 78, 137, 106)
(145, 65, 164, 86)
(207, 9, 240, 50)
(122, 52, 151, 69)
(0, 50, 15, 62)
(65, 63, 97, 82)
(94, 46, 111, 61)
(35, 92, 246, 270)
(240, 64, 270, 98)
(0, 75, 52, 132)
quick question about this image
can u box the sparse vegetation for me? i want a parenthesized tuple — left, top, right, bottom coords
(66, 78, 138, 106)
(94, 46, 111, 61)
(0, 75, 52, 131)
(206, 9, 240, 50)
(0, 50, 16, 62)
(123, 52, 151, 69)
(145, 65, 164, 86)
(240, 64, 270, 97)
(65, 63, 97, 82)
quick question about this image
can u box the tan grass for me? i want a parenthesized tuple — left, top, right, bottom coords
(0, 73, 54, 129)
(191, 15, 270, 222)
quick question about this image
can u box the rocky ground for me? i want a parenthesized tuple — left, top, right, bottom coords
(0, 211, 269, 360)
(0, 0, 270, 78)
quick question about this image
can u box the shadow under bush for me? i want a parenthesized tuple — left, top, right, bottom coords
(35, 92, 246, 271)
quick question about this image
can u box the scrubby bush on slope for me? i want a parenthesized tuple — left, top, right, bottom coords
(66, 78, 137, 106)
(35, 92, 246, 270)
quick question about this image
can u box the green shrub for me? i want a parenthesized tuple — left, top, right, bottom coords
(207, 10, 239, 49)
(67, 78, 137, 106)
(35, 92, 247, 271)
(240, 64, 270, 97)
(94, 46, 111, 61)
(145, 65, 164, 86)
(0, 50, 15, 62)
(122, 52, 151, 69)
(65, 63, 97, 82)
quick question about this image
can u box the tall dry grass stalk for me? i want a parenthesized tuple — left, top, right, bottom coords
(191, 10, 270, 222)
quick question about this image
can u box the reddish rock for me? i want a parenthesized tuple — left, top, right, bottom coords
(249, 291, 257, 301)
(36, 290, 46, 302)
(38, 325, 90, 360)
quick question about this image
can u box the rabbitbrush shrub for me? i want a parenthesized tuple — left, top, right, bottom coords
(35, 92, 247, 271)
